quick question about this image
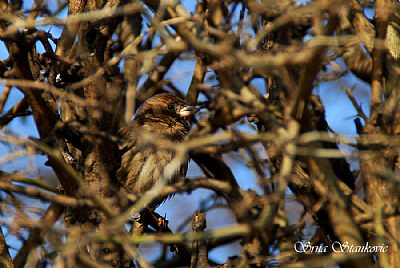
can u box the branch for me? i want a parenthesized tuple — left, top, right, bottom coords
(145, 211, 192, 265)
(0, 133, 117, 218)
(0, 226, 14, 268)
(186, 53, 207, 106)
(348, 0, 375, 52)
(190, 211, 209, 268)
(0, 85, 12, 114)
(0, 98, 30, 128)
(0, 180, 94, 207)
(369, 0, 391, 121)
(150, 177, 236, 207)
(88, 223, 249, 246)
(13, 203, 64, 268)
(290, 12, 339, 120)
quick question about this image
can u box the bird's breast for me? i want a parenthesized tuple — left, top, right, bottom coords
(118, 146, 187, 195)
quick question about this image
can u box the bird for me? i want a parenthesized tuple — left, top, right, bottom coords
(116, 93, 195, 198)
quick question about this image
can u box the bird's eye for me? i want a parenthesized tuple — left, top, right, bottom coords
(168, 104, 175, 110)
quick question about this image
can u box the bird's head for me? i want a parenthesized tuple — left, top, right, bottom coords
(133, 93, 196, 141)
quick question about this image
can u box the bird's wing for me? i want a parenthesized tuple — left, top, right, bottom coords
(117, 124, 136, 152)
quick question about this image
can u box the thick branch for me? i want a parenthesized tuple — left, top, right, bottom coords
(190, 211, 209, 268)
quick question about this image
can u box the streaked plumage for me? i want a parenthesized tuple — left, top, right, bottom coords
(117, 93, 194, 195)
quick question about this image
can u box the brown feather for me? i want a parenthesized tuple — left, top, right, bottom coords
(117, 93, 191, 196)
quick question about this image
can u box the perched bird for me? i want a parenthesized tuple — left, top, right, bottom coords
(117, 93, 195, 197)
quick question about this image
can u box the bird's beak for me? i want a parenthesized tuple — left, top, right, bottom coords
(179, 106, 196, 117)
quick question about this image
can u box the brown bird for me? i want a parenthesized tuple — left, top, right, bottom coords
(117, 93, 195, 197)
